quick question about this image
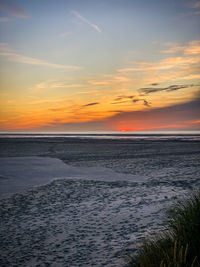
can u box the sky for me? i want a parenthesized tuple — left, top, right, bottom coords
(0, 0, 200, 132)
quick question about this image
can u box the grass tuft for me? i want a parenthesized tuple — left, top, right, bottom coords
(128, 190, 200, 267)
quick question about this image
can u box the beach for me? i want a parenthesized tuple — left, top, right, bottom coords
(0, 135, 200, 266)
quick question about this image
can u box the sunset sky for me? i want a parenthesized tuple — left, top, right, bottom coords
(0, 0, 200, 132)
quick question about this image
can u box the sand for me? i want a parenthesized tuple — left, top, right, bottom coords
(0, 137, 199, 266)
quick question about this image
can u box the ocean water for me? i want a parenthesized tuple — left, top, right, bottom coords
(1, 131, 200, 140)
(0, 134, 200, 266)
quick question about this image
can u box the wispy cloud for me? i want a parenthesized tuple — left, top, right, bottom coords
(161, 41, 200, 55)
(111, 100, 129, 105)
(88, 75, 131, 86)
(143, 99, 151, 107)
(132, 98, 151, 107)
(0, 43, 80, 70)
(117, 40, 200, 85)
(139, 84, 196, 95)
(111, 95, 150, 107)
(83, 102, 99, 107)
(118, 41, 200, 74)
(111, 95, 135, 105)
(118, 56, 199, 72)
(114, 95, 135, 101)
(71, 10, 101, 33)
(0, 0, 28, 19)
(32, 80, 83, 91)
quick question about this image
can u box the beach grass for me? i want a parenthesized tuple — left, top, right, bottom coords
(128, 190, 200, 267)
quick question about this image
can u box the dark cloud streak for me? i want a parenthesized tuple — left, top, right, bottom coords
(143, 99, 151, 107)
(151, 83, 159, 86)
(132, 98, 151, 107)
(83, 102, 99, 107)
(139, 84, 196, 95)
(114, 95, 134, 101)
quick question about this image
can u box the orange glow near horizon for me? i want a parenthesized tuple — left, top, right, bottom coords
(115, 120, 200, 132)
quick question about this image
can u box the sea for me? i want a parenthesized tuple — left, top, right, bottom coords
(0, 132, 200, 266)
